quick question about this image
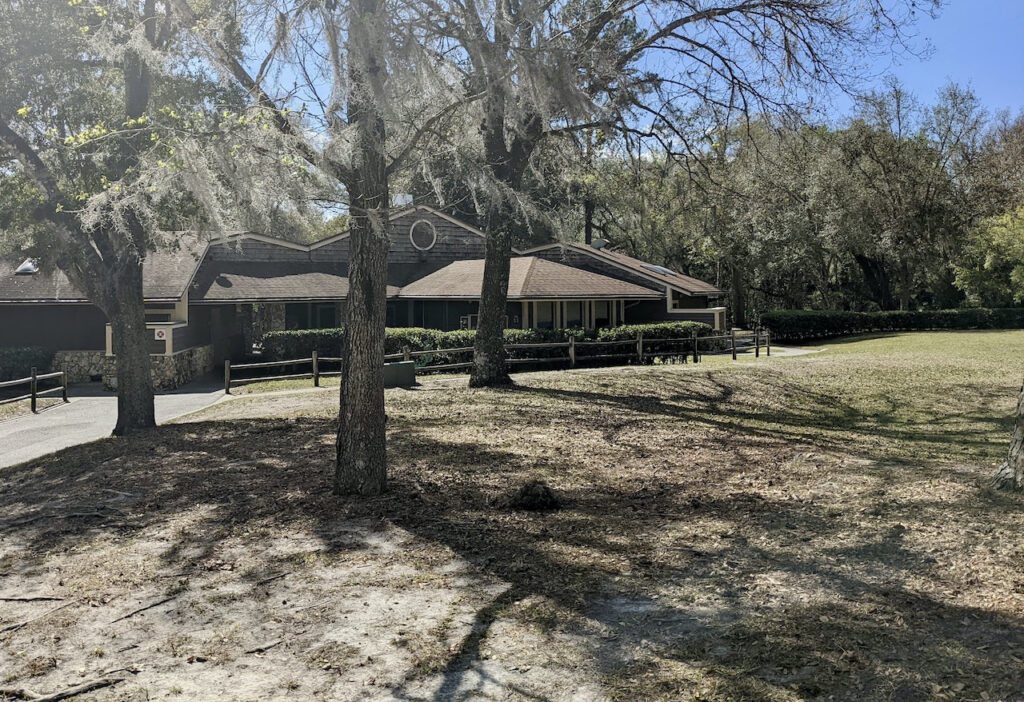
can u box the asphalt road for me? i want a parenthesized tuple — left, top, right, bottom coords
(0, 378, 225, 469)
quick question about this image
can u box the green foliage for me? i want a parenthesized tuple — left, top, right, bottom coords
(761, 308, 1024, 341)
(596, 321, 712, 341)
(0, 347, 55, 382)
(953, 208, 1024, 307)
(261, 323, 718, 366)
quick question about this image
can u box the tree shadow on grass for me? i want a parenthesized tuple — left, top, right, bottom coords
(509, 370, 1008, 467)
(1, 404, 1023, 699)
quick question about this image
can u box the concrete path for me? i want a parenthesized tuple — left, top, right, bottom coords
(0, 377, 225, 469)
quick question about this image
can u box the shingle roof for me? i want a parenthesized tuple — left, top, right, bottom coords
(192, 263, 400, 302)
(520, 242, 724, 296)
(397, 257, 664, 299)
(578, 246, 724, 295)
(0, 235, 208, 303)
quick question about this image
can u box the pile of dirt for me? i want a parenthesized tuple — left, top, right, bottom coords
(503, 479, 562, 511)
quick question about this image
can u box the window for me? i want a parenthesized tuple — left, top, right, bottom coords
(564, 301, 584, 328)
(535, 301, 556, 329)
(409, 219, 437, 251)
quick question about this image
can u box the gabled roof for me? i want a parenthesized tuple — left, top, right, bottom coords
(397, 257, 664, 300)
(521, 242, 724, 296)
(0, 234, 209, 303)
(192, 262, 400, 302)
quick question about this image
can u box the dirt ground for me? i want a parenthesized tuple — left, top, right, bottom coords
(2, 332, 1024, 701)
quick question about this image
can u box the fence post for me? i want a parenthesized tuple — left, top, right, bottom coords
(636, 332, 644, 364)
(766, 329, 771, 357)
(61, 370, 68, 403)
(731, 328, 737, 361)
(312, 350, 320, 387)
(30, 367, 37, 413)
(403, 345, 411, 363)
(224, 360, 231, 395)
(755, 327, 761, 358)
(692, 331, 699, 364)
(568, 335, 576, 368)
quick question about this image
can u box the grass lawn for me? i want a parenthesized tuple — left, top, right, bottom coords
(2, 331, 1023, 701)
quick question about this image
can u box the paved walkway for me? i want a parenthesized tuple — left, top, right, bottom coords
(0, 377, 225, 469)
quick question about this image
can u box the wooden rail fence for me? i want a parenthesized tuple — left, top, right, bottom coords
(223, 328, 770, 392)
(0, 368, 69, 412)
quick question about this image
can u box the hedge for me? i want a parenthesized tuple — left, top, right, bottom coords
(760, 308, 1024, 342)
(261, 322, 717, 365)
(0, 347, 55, 382)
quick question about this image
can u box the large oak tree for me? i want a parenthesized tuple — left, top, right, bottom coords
(0, 0, 207, 434)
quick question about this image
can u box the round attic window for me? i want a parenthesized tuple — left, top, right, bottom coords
(409, 219, 437, 251)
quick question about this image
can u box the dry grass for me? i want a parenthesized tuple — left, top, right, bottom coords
(1, 331, 1023, 701)
(0, 396, 63, 422)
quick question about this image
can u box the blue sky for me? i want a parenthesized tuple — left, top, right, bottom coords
(832, 0, 1024, 116)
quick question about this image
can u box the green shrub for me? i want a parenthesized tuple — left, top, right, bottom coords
(0, 347, 55, 382)
(596, 321, 712, 341)
(760, 308, 1024, 342)
(261, 322, 718, 367)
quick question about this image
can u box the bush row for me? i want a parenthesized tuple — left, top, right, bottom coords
(760, 308, 1024, 342)
(261, 321, 715, 365)
(0, 347, 55, 382)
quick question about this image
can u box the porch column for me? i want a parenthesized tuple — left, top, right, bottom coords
(521, 301, 528, 329)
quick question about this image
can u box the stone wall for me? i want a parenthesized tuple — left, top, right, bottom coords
(79, 344, 216, 391)
(151, 344, 215, 389)
(52, 351, 108, 384)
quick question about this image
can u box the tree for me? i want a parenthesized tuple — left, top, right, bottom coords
(953, 208, 1024, 306)
(173, 0, 467, 494)
(0, 0, 197, 434)
(993, 381, 1024, 491)
(418, 0, 936, 384)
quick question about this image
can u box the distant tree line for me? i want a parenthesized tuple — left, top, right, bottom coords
(517, 84, 1023, 326)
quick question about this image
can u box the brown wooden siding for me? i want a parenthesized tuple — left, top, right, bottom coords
(0, 303, 107, 350)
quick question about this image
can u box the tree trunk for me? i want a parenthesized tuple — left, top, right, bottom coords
(584, 198, 595, 245)
(334, 0, 390, 496)
(470, 214, 513, 388)
(854, 254, 895, 310)
(731, 263, 746, 328)
(993, 380, 1024, 491)
(106, 260, 156, 436)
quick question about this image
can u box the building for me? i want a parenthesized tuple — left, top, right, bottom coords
(0, 207, 724, 387)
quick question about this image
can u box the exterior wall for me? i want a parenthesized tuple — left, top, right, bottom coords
(172, 306, 212, 353)
(206, 239, 316, 264)
(0, 303, 107, 350)
(102, 344, 215, 391)
(386, 211, 489, 286)
(626, 300, 724, 329)
(393, 300, 522, 331)
(52, 350, 108, 384)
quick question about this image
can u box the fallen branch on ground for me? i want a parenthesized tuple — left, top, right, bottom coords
(245, 639, 282, 654)
(110, 595, 176, 624)
(0, 601, 75, 634)
(2, 508, 123, 530)
(255, 572, 289, 587)
(0, 675, 124, 701)
(0, 596, 64, 602)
